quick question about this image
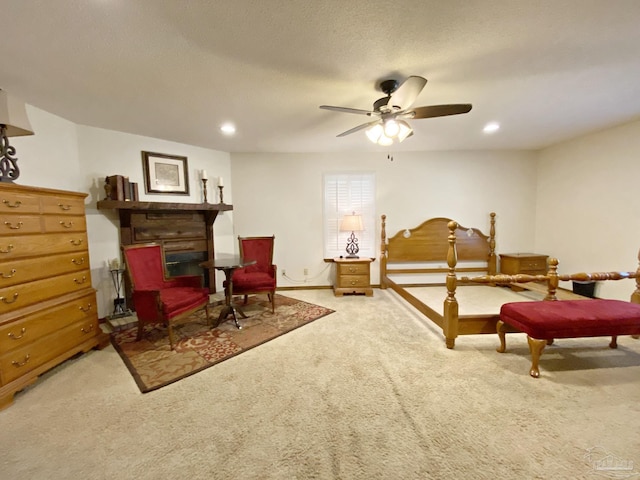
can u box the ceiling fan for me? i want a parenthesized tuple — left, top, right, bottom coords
(319, 76, 472, 146)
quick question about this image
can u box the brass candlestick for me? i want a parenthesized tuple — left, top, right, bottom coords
(218, 185, 224, 204)
(202, 178, 208, 203)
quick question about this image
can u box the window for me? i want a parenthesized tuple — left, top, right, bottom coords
(323, 172, 376, 259)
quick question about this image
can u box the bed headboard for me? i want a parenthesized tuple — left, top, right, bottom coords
(380, 213, 497, 283)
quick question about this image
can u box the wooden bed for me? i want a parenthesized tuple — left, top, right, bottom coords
(380, 213, 550, 348)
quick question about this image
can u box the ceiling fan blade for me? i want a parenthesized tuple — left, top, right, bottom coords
(320, 105, 376, 116)
(388, 76, 427, 111)
(410, 104, 472, 119)
(337, 120, 381, 137)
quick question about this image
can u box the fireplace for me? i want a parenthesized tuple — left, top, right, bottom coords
(165, 251, 209, 288)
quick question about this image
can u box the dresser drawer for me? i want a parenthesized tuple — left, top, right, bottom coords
(43, 215, 87, 233)
(0, 214, 42, 235)
(0, 269, 92, 314)
(0, 291, 96, 352)
(0, 191, 40, 214)
(0, 251, 90, 288)
(0, 232, 88, 260)
(336, 274, 370, 288)
(337, 262, 370, 276)
(0, 316, 99, 385)
(40, 194, 85, 215)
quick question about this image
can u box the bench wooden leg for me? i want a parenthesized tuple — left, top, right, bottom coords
(496, 320, 508, 353)
(609, 335, 618, 349)
(527, 336, 547, 378)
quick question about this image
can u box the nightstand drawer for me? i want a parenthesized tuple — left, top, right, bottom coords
(336, 274, 370, 288)
(337, 262, 370, 276)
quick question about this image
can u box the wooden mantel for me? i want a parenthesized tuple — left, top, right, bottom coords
(97, 200, 233, 294)
(96, 199, 233, 214)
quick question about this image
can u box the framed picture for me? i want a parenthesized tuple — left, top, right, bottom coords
(141, 151, 189, 195)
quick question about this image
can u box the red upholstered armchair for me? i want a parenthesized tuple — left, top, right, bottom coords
(122, 243, 210, 349)
(229, 236, 277, 312)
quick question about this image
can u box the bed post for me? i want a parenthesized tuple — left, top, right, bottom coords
(545, 258, 559, 301)
(443, 221, 459, 349)
(488, 212, 497, 275)
(380, 214, 387, 289)
(632, 248, 640, 304)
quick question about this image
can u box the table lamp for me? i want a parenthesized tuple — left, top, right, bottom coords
(340, 212, 364, 258)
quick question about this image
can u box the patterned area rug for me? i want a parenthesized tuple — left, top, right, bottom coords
(111, 294, 334, 393)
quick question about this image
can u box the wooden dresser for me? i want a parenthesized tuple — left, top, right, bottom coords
(333, 257, 374, 297)
(0, 183, 109, 409)
(499, 253, 549, 276)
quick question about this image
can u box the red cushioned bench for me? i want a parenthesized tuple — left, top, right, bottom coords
(498, 299, 640, 377)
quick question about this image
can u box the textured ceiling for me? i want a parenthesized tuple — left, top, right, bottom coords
(1, 0, 640, 153)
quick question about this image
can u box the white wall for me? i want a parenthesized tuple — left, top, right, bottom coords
(231, 150, 539, 287)
(10, 105, 233, 318)
(18, 102, 638, 314)
(535, 119, 640, 300)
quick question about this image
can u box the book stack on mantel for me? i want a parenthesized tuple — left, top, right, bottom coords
(105, 175, 139, 201)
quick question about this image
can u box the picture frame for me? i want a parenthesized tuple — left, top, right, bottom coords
(141, 151, 190, 195)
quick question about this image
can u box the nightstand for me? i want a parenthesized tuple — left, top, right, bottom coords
(333, 257, 373, 297)
(499, 253, 549, 276)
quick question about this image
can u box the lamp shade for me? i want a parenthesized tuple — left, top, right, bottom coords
(340, 213, 364, 232)
(0, 91, 33, 136)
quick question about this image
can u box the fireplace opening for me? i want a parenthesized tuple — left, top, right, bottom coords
(165, 251, 209, 288)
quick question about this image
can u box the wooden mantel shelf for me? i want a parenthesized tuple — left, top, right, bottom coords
(97, 200, 233, 213)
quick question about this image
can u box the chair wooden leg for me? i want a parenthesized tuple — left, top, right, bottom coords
(204, 303, 211, 326)
(168, 324, 176, 350)
(270, 292, 275, 313)
(136, 321, 144, 341)
(244, 295, 249, 305)
(609, 335, 618, 349)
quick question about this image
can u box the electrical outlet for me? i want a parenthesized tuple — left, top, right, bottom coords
(303, 268, 309, 276)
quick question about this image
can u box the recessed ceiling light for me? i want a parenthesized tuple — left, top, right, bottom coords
(483, 122, 500, 134)
(220, 123, 236, 135)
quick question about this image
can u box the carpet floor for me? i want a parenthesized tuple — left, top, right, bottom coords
(110, 294, 335, 392)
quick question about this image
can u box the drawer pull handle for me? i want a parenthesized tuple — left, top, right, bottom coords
(11, 354, 30, 367)
(4, 221, 23, 230)
(2, 199, 22, 208)
(70, 239, 83, 246)
(81, 324, 94, 334)
(59, 221, 74, 228)
(72, 257, 85, 265)
(58, 203, 72, 211)
(1, 293, 18, 304)
(74, 276, 87, 285)
(348, 267, 356, 273)
(0, 244, 14, 254)
(79, 303, 92, 312)
(8, 327, 26, 339)
(350, 280, 358, 285)
(1, 268, 16, 278)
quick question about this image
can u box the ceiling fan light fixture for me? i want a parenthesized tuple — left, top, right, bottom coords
(397, 120, 412, 142)
(377, 134, 393, 146)
(383, 119, 400, 137)
(365, 123, 383, 143)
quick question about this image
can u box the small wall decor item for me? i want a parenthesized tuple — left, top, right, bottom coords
(141, 151, 189, 195)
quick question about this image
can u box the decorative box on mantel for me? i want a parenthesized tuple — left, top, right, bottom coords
(96, 200, 233, 300)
